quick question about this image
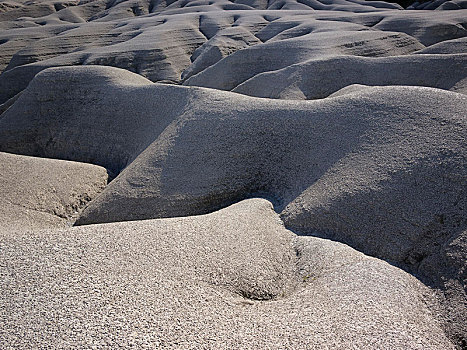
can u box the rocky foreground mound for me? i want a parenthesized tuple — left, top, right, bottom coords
(0, 0, 466, 348)
(1, 198, 456, 348)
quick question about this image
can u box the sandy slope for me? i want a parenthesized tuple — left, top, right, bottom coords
(0, 0, 466, 348)
(0, 151, 107, 229)
(0, 199, 454, 349)
(1, 63, 465, 349)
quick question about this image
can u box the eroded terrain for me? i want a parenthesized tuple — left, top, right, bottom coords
(0, 0, 466, 348)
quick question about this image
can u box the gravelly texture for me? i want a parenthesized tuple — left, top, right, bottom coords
(0, 65, 465, 346)
(0, 151, 108, 229)
(1, 0, 466, 347)
(0, 199, 454, 349)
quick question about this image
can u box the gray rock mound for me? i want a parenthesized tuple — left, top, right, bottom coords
(232, 54, 467, 99)
(184, 29, 425, 91)
(414, 37, 467, 54)
(1, 0, 466, 347)
(0, 151, 108, 229)
(0, 66, 177, 175)
(1, 5, 466, 104)
(1, 68, 464, 342)
(373, 11, 467, 46)
(0, 198, 454, 348)
(407, 0, 467, 10)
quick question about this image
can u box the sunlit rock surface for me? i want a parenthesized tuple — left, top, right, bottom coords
(0, 0, 466, 348)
